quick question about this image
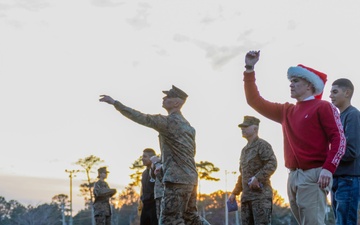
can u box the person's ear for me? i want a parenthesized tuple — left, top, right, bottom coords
(345, 89, 352, 98)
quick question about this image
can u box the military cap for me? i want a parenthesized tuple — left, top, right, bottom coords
(98, 167, 110, 174)
(162, 85, 188, 100)
(238, 116, 260, 127)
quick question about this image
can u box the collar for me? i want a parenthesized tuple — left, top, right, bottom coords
(303, 96, 315, 101)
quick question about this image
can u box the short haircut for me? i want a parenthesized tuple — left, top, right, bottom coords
(332, 78, 354, 98)
(143, 148, 156, 156)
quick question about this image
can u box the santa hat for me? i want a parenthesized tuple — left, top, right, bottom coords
(287, 64, 327, 99)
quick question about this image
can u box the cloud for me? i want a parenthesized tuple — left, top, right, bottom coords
(173, 34, 244, 69)
(0, 0, 50, 12)
(126, 2, 151, 29)
(90, 0, 125, 8)
(287, 20, 297, 30)
(0, 0, 50, 28)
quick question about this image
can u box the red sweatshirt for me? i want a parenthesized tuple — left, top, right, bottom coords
(244, 72, 346, 173)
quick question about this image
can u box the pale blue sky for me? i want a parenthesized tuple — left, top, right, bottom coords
(1, 0, 360, 213)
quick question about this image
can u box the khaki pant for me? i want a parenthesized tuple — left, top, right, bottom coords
(287, 167, 332, 225)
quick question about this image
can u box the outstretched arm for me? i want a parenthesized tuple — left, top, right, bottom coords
(99, 94, 168, 132)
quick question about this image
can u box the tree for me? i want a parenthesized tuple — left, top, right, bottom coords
(112, 186, 140, 225)
(13, 203, 62, 225)
(271, 190, 296, 225)
(73, 208, 92, 225)
(111, 156, 144, 224)
(196, 160, 220, 219)
(52, 194, 69, 225)
(197, 190, 240, 225)
(128, 156, 145, 188)
(75, 155, 104, 225)
(196, 161, 220, 182)
(0, 197, 26, 225)
(78, 182, 96, 208)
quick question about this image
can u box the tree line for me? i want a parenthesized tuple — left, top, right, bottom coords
(0, 155, 337, 225)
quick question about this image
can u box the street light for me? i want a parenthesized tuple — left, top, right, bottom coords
(225, 170, 238, 225)
(65, 169, 80, 225)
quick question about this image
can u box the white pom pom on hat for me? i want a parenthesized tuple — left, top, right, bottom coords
(287, 64, 328, 99)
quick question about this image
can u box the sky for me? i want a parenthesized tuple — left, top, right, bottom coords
(1, 0, 360, 214)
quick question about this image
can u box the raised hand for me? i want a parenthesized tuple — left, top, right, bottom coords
(245, 50, 260, 68)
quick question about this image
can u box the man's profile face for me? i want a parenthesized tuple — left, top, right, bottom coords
(162, 96, 178, 110)
(329, 85, 347, 108)
(142, 153, 152, 167)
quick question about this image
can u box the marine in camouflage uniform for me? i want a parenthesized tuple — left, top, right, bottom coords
(93, 167, 117, 225)
(229, 116, 277, 225)
(99, 85, 208, 225)
(151, 155, 211, 225)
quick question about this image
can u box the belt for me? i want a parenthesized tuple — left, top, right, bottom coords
(288, 168, 311, 172)
(288, 168, 302, 172)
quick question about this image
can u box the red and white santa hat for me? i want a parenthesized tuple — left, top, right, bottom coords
(287, 64, 327, 99)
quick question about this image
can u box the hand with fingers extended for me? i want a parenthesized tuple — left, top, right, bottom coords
(99, 95, 116, 105)
(245, 50, 260, 71)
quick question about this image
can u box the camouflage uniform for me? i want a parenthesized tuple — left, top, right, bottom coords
(93, 179, 117, 225)
(153, 164, 164, 220)
(154, 164, 210, 225)
(232, 137, 277, 225)
(113, 86, 205, 225)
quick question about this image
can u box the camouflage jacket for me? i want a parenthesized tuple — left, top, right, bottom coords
(154, 165, 164, 199)
(93, 180, 116, 216)
(114, 102, 198, 185)
(232, 137, 277, 203)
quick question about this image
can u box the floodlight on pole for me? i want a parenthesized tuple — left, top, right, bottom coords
(65, 169, 80, 225)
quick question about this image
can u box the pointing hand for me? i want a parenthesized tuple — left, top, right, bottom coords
(99, 95, 115, 105)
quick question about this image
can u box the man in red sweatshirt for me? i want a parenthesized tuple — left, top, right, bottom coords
(242, 50, 346, 225)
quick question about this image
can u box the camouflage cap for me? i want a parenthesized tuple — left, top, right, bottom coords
(98, 167, 110, 174)
(162, 85, 188, 100)
(238, 116, 260, 127)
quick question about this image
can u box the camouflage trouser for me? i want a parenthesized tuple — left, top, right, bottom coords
(159, 183, 206, 225)
(240, 198, 272, 225)
(156, 197, 162, 220)
(94, 215, 111, 225)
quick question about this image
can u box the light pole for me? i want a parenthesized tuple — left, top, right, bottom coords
(225, 170, 238, 225)
(231, 171, 240, 225)
(65, 169, 79, 225)
(225, 170, 229, 225)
